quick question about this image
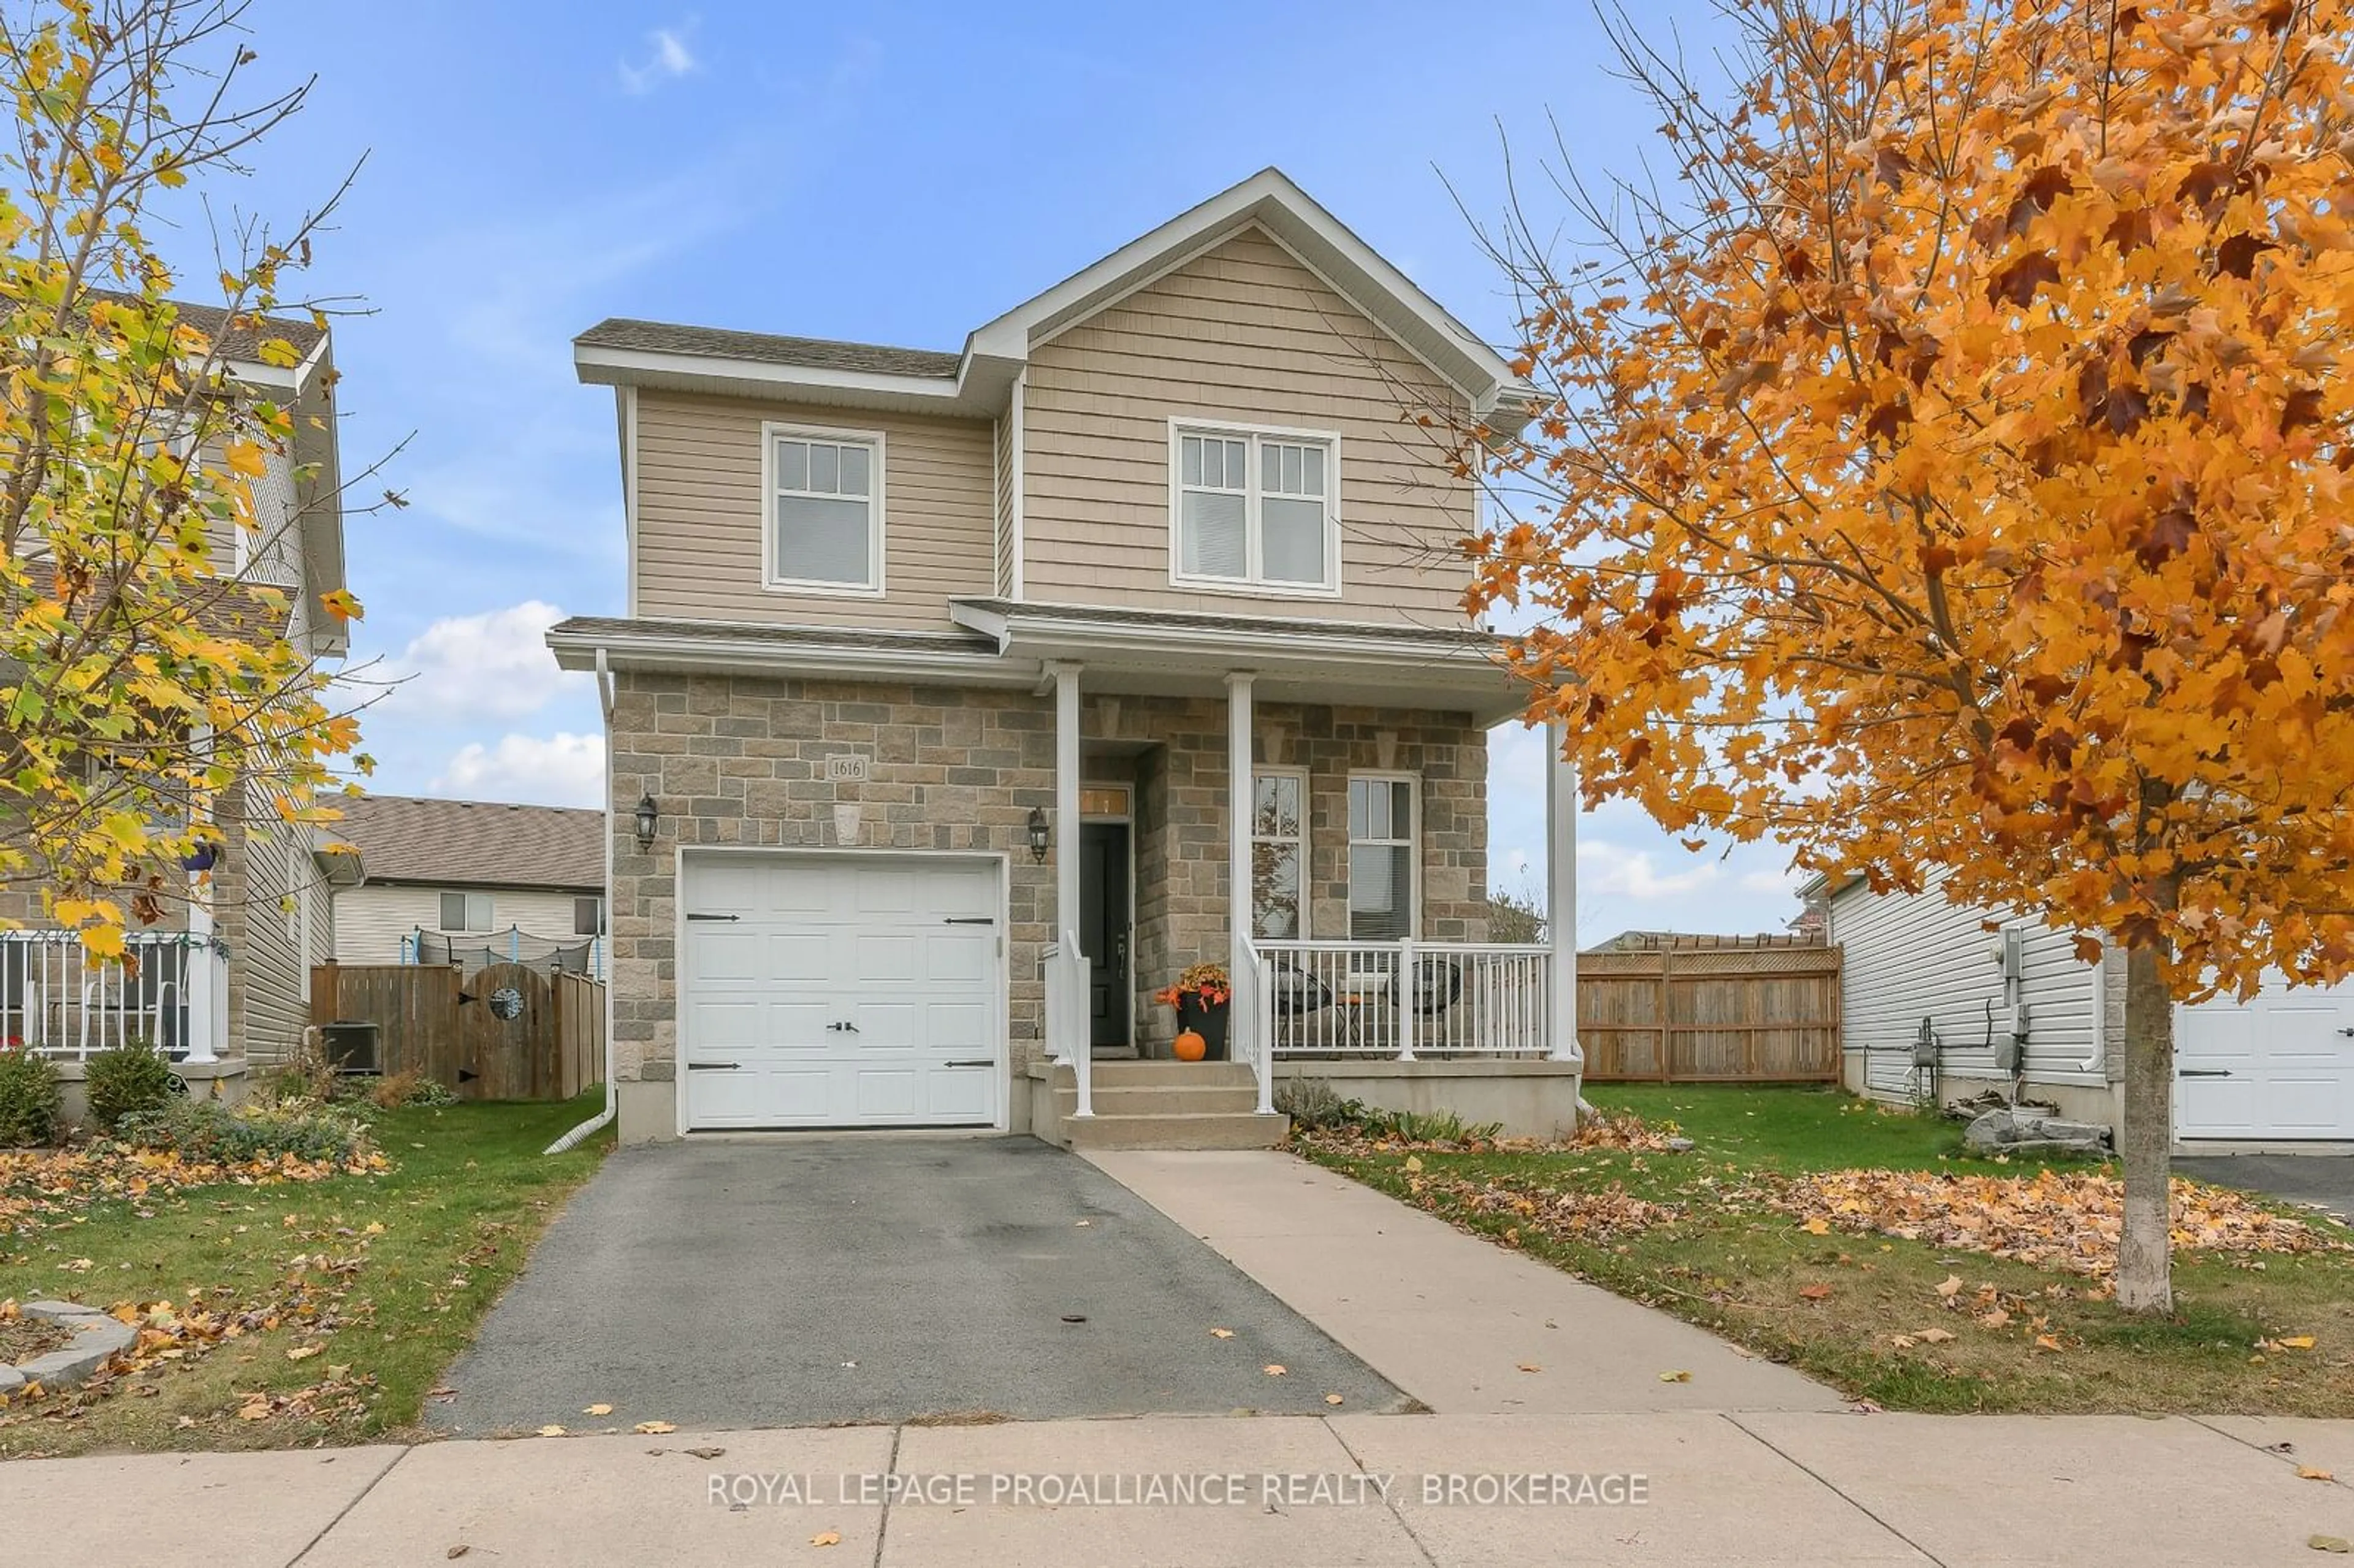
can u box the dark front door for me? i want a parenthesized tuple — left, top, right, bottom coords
(1080, 821, 1131, 1050)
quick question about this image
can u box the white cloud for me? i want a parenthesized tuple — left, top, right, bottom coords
(620, 26, 698, 94)
(1577, 839, 1720, 900)
(431, 733, 606, 808)
(385, 600, 578, 722)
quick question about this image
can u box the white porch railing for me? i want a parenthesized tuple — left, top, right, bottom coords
(1252, 940, 1553, 1060)
(0, 930, 230, 1063)
(1042, 928, 1092, 1117)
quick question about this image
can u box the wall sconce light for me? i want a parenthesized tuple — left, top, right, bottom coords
(634, 791, 659, 851)
(1026, 805, 1051, 864)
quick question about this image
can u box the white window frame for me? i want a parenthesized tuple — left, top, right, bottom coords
(1251, 766, 1310, 940)
(1166, 418, 1343, 597)
(440, 890, 493, 933)
(760, 421, 886, 598)
(1346, 772, 1419, 942)
(574, 896, 606, 937)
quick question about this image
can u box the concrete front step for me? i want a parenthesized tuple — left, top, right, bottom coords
(1049, 1084, 1261, 1117)
(1061, 1109, 1290, 1151)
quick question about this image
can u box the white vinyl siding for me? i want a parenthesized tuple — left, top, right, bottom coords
(1251, 768, 1307, 939)
(1829, 870, 2107, 1095)
(766, 425, 883, 593)
(333, 883, 606, 973)
(1347, 774, 1417, 942)
(1171, 424, 1338, 593)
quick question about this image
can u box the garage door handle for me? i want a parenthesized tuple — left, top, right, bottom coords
(2178, 1068, 2231, 1078)
(688, 1061, 740, 1071)
(943, 917, 995, 926)
(945, 1059, 993, 1068)
(687, 913, 739, 923)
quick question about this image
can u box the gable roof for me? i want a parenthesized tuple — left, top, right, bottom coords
(329, 794, 603, 891)
(573, 167, 1533, 428)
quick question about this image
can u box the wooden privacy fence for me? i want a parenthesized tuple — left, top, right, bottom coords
(1578, 943, 1842, 1082)
(309, 963, 604, 1100)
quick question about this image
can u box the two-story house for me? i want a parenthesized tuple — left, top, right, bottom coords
(0, 300, 353, 1084)
(550, 170, 1583, 1147)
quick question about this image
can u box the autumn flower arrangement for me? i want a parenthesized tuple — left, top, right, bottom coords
(1153, 961, 1231, 1012)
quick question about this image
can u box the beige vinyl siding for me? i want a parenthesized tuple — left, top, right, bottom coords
(332, 883, 605, 974)
(1021, 227, 1476, 622)
(216, 812, 314, 1062)
(633, 390, 994, 630)
(197, 440, 303, 587)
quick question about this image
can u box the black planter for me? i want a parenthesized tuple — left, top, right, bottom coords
(1175, 994, 1230, 1061)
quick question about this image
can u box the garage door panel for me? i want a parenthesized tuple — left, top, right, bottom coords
(682, 854, 1001, 1132)
(855, 934, 918, 983)
(2177, 972, 2354, 1140)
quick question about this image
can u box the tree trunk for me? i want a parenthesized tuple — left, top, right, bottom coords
(2116, 940, 2174, 1313)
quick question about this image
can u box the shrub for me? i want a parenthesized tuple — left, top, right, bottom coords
(83, 1040, 178, 1132)
(116, 1098, 373, 1165)
(364, 1069, 457, 1110)
(1349, 1106, 1506, 1147)
(1274, 1077, 1363, 1132)
(0, 1040, 62, 1146)
(257, 1029, 338, 1107)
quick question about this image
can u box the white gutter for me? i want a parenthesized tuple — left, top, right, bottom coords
(546, 646, 620, 1155)
(545, 625, 1036, 686)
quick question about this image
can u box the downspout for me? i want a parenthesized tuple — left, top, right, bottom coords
(547, 645, 619, 1154)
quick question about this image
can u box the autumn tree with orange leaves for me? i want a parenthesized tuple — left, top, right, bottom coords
(1471, 0, 2354, 1311)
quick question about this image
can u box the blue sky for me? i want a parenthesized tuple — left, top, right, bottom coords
(205, 0, 1801, 942)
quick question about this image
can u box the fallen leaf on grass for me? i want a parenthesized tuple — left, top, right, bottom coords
(584, 1403, 613, 1416)
(1659, 1370, 1692, 1383)
(1979, 1309, 2012, 1328)
(2299, 1466, 2336, 1482)
(1936, 1274, 1964, 1299)
(287, 1345, 321, 1361)
(1798, 1284, 1833, 1301)
(635, 1421, 677, 1434)
(1802, 1217, 1832, 1235)
(1403, 1155, 1423, 1173)
(2280, 1335, 2318, 1350)
(1919, 1328, 1956, 1344)
(2033, 1334, 2064, 1352)
(810, 1531, 842, 1547)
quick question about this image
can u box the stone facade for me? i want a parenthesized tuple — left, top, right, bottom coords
(605, 669, 1490, 1141)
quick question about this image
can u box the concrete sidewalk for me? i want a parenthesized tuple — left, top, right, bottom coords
(7, 1410, 2353, 1566)
(1087, 1147, 1842, 1414)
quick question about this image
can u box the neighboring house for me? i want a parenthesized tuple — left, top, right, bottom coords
(0, 300, 351, 1068)
(327, 796, 605, 976)
(1583, 931, 1824, 953)
(550, 168, 1584, 1147)
(1820, 870, 2354, 1147)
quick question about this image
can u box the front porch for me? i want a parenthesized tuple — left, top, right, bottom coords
(0, 928, 232, 1064)
(1000, 608, 1583, 1149)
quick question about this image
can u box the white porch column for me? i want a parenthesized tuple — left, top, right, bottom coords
(1049, 663, 1088, 1111)
(183, 901, 219, 1065)
(1545, 720, 1581, 1064)
(1225, 671, 1267, 1111)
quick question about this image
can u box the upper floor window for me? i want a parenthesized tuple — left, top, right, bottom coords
(1170, 422, 1338, 594)
(764, 424, 883, 595)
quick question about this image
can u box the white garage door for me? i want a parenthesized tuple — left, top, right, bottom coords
(2176, 976, 2354, 1140)
(680, 853, 1002, 1131)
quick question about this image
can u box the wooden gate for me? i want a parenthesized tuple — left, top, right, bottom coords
(310, 963, 605, 1100)
(1578, 942, 1842, 1082)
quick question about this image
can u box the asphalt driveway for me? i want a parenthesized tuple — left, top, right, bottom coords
(2176, 1152, 2354, 1225)
(428, 1136, 1402, 1434)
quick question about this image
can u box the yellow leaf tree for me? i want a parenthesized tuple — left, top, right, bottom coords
(1469, 0, 2354, 1311)
(0, 1, 378, 950)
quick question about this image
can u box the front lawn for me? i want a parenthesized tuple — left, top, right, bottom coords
(1296, 1084, 2354, 1415)
(0, 1092, 609, 1458)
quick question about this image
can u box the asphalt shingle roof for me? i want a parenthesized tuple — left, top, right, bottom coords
(574, 318, 962, 379)
(330, 795, 602, 891)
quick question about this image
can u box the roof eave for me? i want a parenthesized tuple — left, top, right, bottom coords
(573, 340, 1022, 417)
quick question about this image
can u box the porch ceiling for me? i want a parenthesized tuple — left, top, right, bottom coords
(950, 599, 1533, 725)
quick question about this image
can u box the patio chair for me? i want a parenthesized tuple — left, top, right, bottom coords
(1263, 961, 1336, 1053)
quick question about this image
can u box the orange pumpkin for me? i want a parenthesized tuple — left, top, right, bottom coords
(1172, 1029, 1207, 1062)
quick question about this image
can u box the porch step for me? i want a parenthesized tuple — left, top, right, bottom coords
(1061, 1109, 1290, 1152)
(1030, 1061, 1287, 1150)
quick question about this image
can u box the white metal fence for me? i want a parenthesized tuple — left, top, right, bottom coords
(1252, 940, 1552, 1059)
(0, 930, 229, 1062)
